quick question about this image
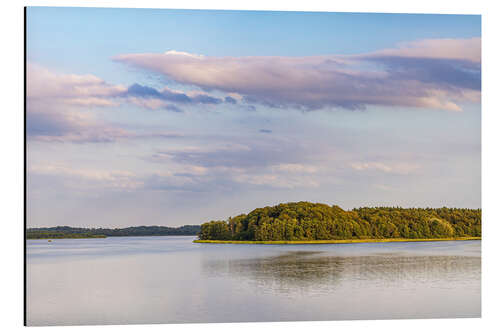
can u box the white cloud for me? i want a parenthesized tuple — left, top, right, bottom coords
(164, 50, 205, 59)
(351, 162, 420, 175)
(29, 165, 144, 190)
(271, 163, 318, 174)
(232, 173, 320, 189)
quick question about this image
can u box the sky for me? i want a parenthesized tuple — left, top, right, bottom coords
(26, 7, 481, 228)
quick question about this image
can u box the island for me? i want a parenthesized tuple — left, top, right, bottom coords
(194, 202, 481, 244)
(27, 225, 201, 239)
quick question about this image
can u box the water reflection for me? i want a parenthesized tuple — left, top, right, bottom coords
(27, 238, 481, 325)
(204, 251, 480, 296)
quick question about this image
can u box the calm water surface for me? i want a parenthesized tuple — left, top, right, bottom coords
(26, 236, 481, 326)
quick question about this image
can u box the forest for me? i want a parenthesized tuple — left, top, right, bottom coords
(198, 202, 481, 241)
(27, 225, 201, 239)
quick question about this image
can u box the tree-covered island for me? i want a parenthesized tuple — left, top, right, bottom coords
(195, 202, 481, 243)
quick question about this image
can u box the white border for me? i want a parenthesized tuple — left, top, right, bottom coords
(2, 1, 499, 332)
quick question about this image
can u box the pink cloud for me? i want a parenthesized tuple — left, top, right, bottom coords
(114, 38, 481, 111)
(365, 38, 481, 62)
(27, 63, 127, 107)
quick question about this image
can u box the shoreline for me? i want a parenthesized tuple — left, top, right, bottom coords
(26, 234, 197, 240)
(26, 235, 107, 240)
(193, 237, 481, 245)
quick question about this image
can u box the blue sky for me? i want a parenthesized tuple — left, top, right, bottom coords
(27, 8, 480, 82)
(26, 7, 481, 227)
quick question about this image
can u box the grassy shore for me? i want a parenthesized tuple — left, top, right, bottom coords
(193, 237, 481, 245)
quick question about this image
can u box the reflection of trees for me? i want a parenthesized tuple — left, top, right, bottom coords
(203, 251, 480, 295)
(203, 251, 344, 294)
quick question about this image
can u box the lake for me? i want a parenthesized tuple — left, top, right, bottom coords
(26, 236, 481, 326)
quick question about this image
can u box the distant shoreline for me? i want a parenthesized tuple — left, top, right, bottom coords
(26, 225, 201, 239)
(26, 234, 197, 240)
(193, 237, 481, 245)
(27, 234, 107, 240)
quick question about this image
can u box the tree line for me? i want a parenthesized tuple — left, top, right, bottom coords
(198, 202, 481, 241)
(26, 232, 107, 239)
(27, 225, 201, 239)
